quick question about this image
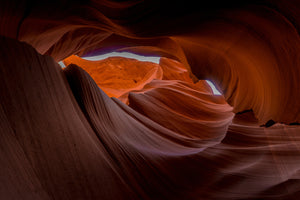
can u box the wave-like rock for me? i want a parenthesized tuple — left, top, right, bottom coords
(1, 37, 300, 199)
(1, 0, 296, 124)
(1, 0, 300, 199)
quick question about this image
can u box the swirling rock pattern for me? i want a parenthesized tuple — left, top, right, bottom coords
(1, 0, 300, 199)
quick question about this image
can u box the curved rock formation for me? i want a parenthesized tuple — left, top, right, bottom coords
(63, 55, 162, 98)
(1, 0, 300, 199)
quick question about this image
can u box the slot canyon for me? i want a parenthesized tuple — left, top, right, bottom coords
(0, 0, 300, 199)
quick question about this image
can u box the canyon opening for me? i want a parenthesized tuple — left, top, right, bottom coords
(1, 0, 300, 199)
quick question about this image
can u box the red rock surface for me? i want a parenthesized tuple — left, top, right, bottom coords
(63, 55, 162, 98)
(1, 1, 300, 199)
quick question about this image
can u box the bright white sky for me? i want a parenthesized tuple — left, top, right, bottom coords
(206, 80, 221, 95)
(59, 52, 221, 95)
(83, 52, 161, 63)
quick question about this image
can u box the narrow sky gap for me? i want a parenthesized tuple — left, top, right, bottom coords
(58, 52, 221, 95)
(83, 52, 161, 64)
(58, 61, 66, 68)
(206, 80, 222, 95)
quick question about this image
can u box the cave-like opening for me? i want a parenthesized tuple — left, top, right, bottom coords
(58, 52, 222, 96)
